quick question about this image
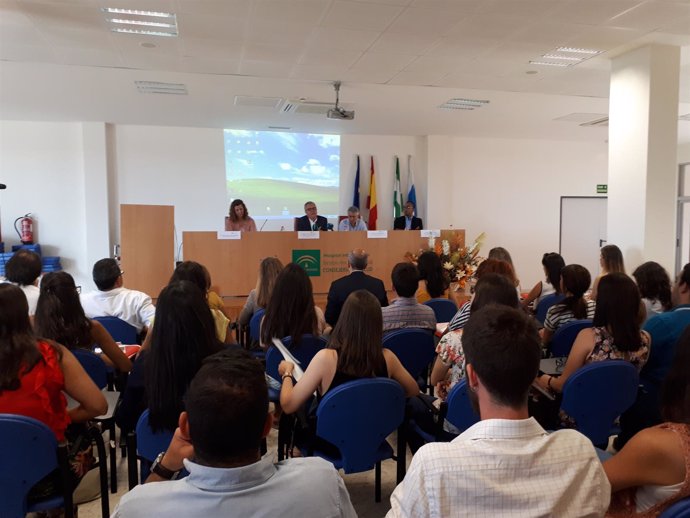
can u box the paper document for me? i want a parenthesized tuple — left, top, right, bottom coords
(531, 381, 556, 401)
(271, 338, 304, 381)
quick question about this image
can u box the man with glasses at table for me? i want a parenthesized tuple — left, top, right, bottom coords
(296, 201, 328, 231)
(80, 257, 156, 336)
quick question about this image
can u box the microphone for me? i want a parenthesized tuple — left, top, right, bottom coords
(326, 223, 334, 231)
(259, 219, 268, 231)
(0, 184, 6, 189)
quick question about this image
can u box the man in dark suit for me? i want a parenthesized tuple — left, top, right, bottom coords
(295, 201, 328, 231)
(394, 201, 423, 230)
(325, 248, 388, 326)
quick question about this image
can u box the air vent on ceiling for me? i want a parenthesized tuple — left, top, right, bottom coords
(580, 117, 609, 128)
(281, 100, 337, 116)
(438, 98, 490, 111)
(268, 126, 292, 130)
(234, 96, 284, 109)
(554, 113, 608, 123)
(135, 81, 187, 95)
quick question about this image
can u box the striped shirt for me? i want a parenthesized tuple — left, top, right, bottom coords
(448, 301, 471, 331)
(543, 299, 596, 332)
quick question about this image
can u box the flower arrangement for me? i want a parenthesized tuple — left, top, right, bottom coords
(405, 231, 486, 290)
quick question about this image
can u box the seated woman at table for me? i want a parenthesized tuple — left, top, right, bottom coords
(34, 271, 132, 373)
(534, 273, 650, 427)
(541, 264, 596, 343)
(224, 199, 257, 232)
(115, 281, 224, 433)
(604, 325, 690, 517)
(416, 251, 456, 306)
(238, 256, 284, 328)
(260, 263, 330, 348)
(522, 252, 565, 312)
(0, 284, 107, 502)
(278, 290, 418, 454)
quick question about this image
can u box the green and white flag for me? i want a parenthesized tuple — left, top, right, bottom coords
(393, 156, 403, 218)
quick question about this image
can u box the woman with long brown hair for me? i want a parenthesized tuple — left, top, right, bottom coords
(238, 257, 284, 327)
(224, 199, 257, 232)
(591, 244, 625, 300)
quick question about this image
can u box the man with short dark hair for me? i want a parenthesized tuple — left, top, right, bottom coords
(325, 248, 387, 326)
(387, 306, 610, 517)
(393, 201, 423, 230)
(296, 201, 328, 231)
(338, 206, 367, 231)
(80, 258, 155, 333)
(113, 348, 356, 518)
(4, 249, 42, 315)
(381, 262, 435, 333)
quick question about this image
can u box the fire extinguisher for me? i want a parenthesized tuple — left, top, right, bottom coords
(14, 213, 34, 245)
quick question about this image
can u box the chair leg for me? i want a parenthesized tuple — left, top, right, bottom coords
(396, 424, 406, 483)
(127, 432, 138, 490)
(57, 445, 75, 518)
(90, 428, 110, 518)
(109, 423, 117, 493)
(375, 461, 382, 503)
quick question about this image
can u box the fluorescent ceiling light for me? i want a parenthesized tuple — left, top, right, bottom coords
(107, 18, 176, 28)
(529, 60, 571, 67)
(439, 105, 475, 110)
(441, 98, 490, 108)
(112, 27, 177, 37)
(102, 8, 175, 18)
(135, 81, 187, 94)
(542, 54, 583, 62)
(556, 47, 603, 55)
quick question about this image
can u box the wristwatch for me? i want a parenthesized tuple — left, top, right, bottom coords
(151, 451, 181, 480)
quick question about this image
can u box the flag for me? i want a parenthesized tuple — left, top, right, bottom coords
(407, 155, 417, 215)
(366, 156, 377, 230)
(353, 155, 360, 208)
(393, 156, 403, 218)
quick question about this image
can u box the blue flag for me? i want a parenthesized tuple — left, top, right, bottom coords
(353, 155, 360, 208)
(407, 155, 416, 214)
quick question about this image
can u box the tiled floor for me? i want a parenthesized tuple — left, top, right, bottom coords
(78, 427, 410, 518)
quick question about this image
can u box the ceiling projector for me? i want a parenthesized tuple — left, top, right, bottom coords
(327, 81, 355, 121)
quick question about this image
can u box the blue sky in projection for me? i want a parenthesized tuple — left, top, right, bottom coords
(224, 130, 340, 187)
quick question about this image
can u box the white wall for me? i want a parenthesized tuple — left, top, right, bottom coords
(427, 137, 609, 289)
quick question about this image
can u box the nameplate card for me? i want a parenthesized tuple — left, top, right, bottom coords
(420, 230, 441, 238)
(217, 231, 241, 240)
(298, 231, 321, 240)
(367, 230, 388, 239)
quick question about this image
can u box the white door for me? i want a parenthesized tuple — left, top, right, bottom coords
(560, 197, 608, 281)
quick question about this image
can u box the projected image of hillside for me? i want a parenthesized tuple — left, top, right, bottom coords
(224, 130, 340, 223)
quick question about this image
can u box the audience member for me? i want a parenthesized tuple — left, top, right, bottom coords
(115, 281, 224, 433)
(325, 248, 387, 326)
(382, 262, 436, 334)
(632, 261, 672, 322)
(393, 201, 423, 230)
(238, 257, 284, 327)
(605, 325, 690, 517)
(34, 271, 132, 372)
(296, 201, 328, 231)
(447, 259, 517, 331)
(80, 258, 155, 334)
(279, 290, 418, 454)
(487, 246, 520, 289)
(224, 199, 257, 232)
(4, 249, 42, 315)
(338, 206, 367, 231)
(521, 252, 565, 312)
(541, 264, 595, 343)
(0, 284, 107, 502)
(113, 348, 356, 518)
(387, 305, 610, 517)
(591, 244, 625, 300)
(616, 262, 690, 449)
(415, 250, 454, 305)
(260, 263, 330, 348)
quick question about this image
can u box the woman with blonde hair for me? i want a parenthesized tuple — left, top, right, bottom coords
(238, 257, 284, 327)
(591, 244, 625, 300)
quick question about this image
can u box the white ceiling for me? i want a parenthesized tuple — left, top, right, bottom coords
(1, 0, 689, 141)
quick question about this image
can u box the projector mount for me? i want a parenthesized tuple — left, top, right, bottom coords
(327, 81, 355, 121)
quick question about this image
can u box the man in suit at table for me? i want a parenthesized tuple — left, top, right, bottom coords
(295, 201, 328, 231)
(325, 248, 388, 326)
(394, 201, 423, 230)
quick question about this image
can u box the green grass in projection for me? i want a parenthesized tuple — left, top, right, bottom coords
(227, 179, 338, 217)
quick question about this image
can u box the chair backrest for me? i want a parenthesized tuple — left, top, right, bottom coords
(444, 379, 480, 433)
(561, 360, 639, 445)
(659, 497, 690, 518)
(316, 378, 405, 473)
(93, 316, 138, 344)
(535, 293, 565, 324)
(0, 414, 61, 518)
(382, 328, 436, 379)
(265, 334, 327, 381)
(249, 308, 266, 343)
(424, 298, 457, 323)
(72, 348, 108, 389)
(549, 319, 593, 357)
(135, 410, 174, 463)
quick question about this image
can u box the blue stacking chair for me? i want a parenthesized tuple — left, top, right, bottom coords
(248, 309, 266, 359)
(127, 409, 176, 488)
(549, 319, 593, 358)
(311, 379, 406, 502)
(560, 360, 639, 447)
(445, 379, 480, 432)
(383, 328, 436, 392)
(535, 293, 565, 325)
(424, 298, 457, 323)
(93, 316, 138, 344)
(659, 497, 690, 518)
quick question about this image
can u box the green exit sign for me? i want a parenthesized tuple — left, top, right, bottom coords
(597, 184, 608, 194)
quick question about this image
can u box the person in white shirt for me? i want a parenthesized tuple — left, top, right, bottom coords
(387, 305, 610, 518)
(80, 258, 155, 334)
(5, 249, 41, 315)
(338, 206, 368, 231)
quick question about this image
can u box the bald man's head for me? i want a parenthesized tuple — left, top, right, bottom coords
(348, 249, 368, 271)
